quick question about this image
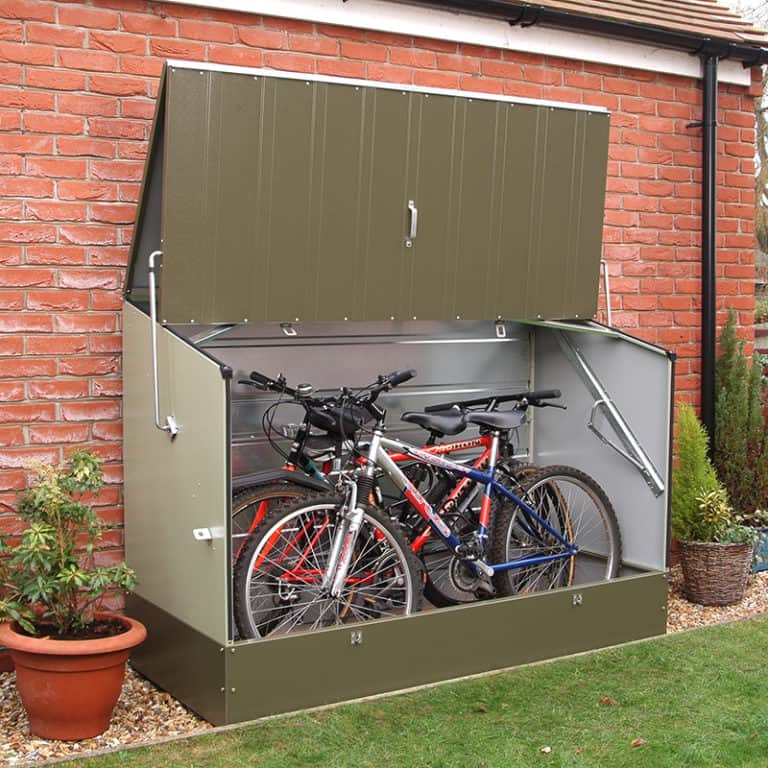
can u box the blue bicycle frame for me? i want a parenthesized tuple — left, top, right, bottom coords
(372, 432, 579, 574)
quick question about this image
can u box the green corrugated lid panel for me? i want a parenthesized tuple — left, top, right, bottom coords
(126, 60, 610, 325)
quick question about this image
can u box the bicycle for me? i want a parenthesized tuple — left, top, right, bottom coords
(233, 371, 622, 639)
(233, 370, 423, 638)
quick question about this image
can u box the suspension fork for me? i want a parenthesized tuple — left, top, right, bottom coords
(322, 430, 383, 598)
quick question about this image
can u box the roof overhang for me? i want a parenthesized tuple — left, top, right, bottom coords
(399, 0, 768, 65)
(157, 0, 765, 84)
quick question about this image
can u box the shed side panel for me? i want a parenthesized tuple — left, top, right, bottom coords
(123, 301, 230, 645)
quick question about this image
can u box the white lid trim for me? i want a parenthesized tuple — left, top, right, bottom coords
(167, 59, 609, 113)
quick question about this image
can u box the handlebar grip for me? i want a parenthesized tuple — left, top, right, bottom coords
(525, 389, 561, 401)
(388, 369, 417, 388)
(249, 371, 273, 389)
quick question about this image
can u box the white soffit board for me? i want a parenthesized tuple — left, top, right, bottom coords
(160, 0, 751, 86)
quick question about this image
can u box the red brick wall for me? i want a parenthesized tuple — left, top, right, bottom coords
(0, 0, 759, 562)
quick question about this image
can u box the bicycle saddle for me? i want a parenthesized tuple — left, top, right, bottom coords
(465, 409, 526, 431)
(401, 411, 467, 436)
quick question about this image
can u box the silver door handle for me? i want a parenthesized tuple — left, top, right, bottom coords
(405, 200, 418, 247)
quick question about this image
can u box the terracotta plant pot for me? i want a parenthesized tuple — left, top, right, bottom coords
(678, 540, 753, 606)
(0, 613, 147, 741)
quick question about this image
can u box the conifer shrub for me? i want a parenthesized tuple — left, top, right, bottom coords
(672, 402, 723, 541)
(713, 310, 768, 519)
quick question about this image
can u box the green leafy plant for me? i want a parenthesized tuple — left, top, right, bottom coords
(0, 451, 136, 636)
(714, 310, 768, 520)
(694, 488, 756, 545)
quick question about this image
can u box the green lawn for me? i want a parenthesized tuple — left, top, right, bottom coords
(68, 617, 768, 768)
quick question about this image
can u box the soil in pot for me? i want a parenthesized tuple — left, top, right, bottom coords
(19, 618, 129, 642)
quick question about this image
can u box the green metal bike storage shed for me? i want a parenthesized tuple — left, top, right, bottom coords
(123, 61, 672, 726)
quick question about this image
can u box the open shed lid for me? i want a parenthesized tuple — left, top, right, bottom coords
(126, 61, 609, 325)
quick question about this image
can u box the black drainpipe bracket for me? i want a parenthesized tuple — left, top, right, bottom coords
(686, 119, 717, 130)
(507, 4, 541, 27)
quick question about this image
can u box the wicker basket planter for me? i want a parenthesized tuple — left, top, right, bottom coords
(678, 540, 753, 606)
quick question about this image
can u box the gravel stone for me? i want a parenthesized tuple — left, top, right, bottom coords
(2, 569, 767, 766)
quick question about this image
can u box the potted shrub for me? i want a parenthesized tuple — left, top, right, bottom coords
(672, 402, 755, 606)
(0, 451, 146, 741)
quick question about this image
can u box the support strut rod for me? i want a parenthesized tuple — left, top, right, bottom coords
(148, 249, 179, 440)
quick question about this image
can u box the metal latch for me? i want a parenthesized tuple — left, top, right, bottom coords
(405, 199, 418, 247)
(192, 527, 225, 542)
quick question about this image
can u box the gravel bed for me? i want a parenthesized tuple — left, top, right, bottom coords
(2, 570, 768, 766)
(666, 566, 768, 632)
(0, 666, 210, 766)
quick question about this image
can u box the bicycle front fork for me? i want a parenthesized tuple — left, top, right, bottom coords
(320, 475, 366, 598)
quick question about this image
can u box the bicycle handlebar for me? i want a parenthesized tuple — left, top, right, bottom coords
(424, 388, 562, 413)
(240, 368, 416, 409)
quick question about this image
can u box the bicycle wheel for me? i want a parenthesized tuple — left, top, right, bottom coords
(490, 465, 621, 597)
(421, 462, 536, 607)
(234, 492, 422, 639)
(231, 482, 312, 562)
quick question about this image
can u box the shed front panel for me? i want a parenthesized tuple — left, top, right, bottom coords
(156, 64, 608, 325)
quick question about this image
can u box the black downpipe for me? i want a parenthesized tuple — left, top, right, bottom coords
(701, 55, 718, 452)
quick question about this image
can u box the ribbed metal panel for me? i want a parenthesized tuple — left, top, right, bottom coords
(152, 64, 608, 325)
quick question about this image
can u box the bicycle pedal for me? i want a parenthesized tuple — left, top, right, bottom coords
(474, 580, 496, 598)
